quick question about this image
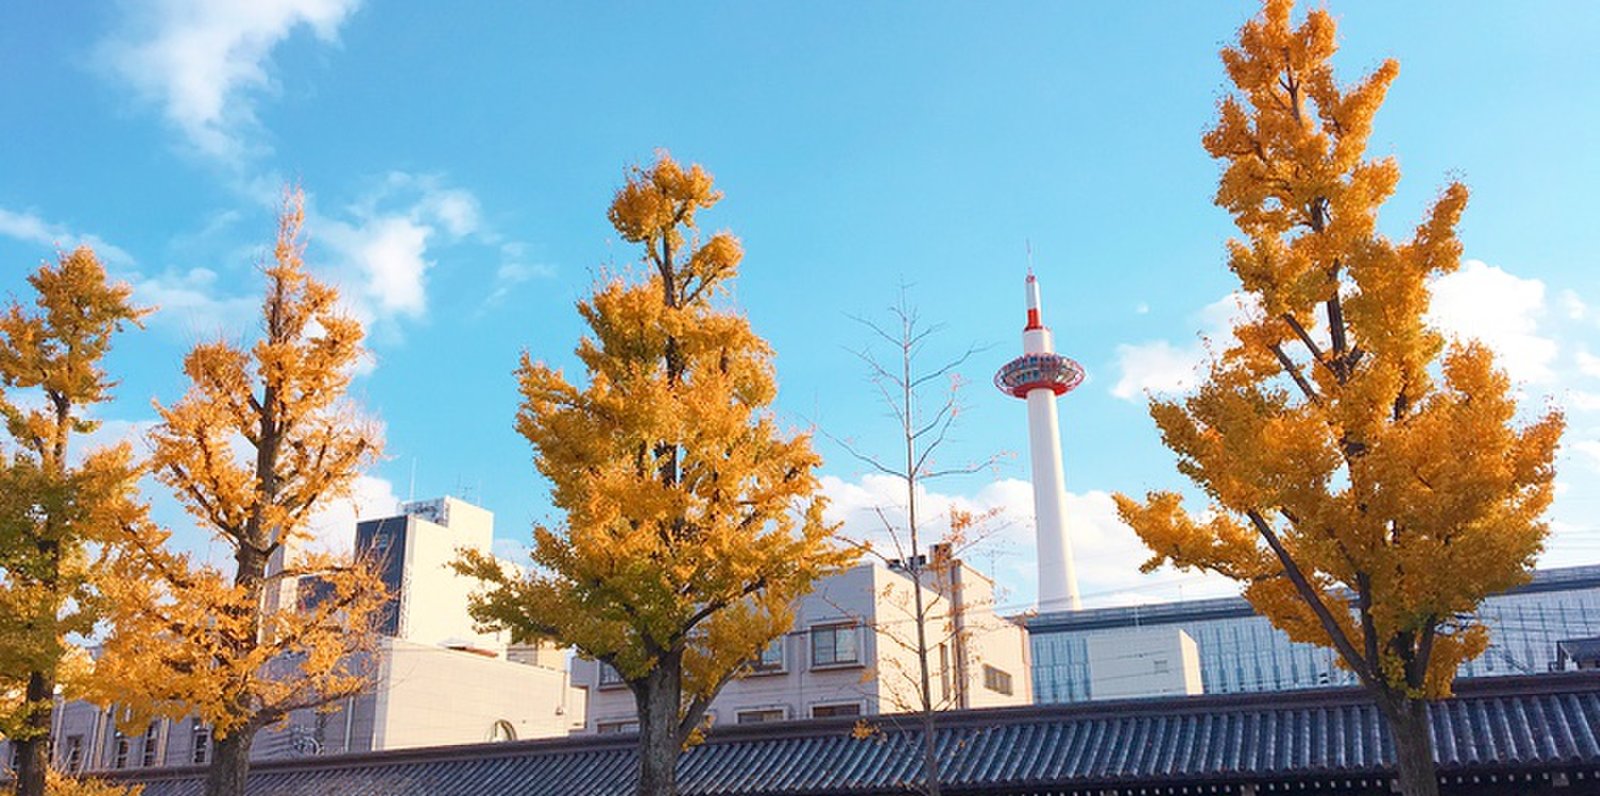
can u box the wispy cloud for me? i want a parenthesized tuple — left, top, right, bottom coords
(133, 266, 261, 337)
(311, 173, 550, 324)
(1111, 293, 1253, 401)
(99, 0, 362, 165)
(0, 207, 135, 266)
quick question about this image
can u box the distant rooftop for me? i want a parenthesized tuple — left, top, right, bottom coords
(1026, 564, 1600, 634)
(92, 673, 1600, 796)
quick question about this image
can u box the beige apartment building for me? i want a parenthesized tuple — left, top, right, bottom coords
(573, 548, 1033, 732)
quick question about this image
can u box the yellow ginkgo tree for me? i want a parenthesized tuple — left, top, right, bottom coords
(0, 249, 147, 796)
(455, 153, 853, 796)
(92, 191, 386, 796)
(1113, 3, 1563, 796)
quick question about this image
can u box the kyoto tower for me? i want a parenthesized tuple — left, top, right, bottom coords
(994, 271, 1085, 613)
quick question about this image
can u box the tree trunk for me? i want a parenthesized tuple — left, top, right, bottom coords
(12, 670, 52, 796)
(633, 661, 683, 796)
(204, 728, 256, 796)
(1383, 696, 1439, 796)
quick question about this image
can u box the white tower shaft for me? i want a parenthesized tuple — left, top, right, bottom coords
(1021, 276, 1080, 612)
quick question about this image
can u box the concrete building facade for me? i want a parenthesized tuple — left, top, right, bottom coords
(574, 554, 1032, 733)
(356, 497, 508, 653)
(1028, 564, 1600, 703)
(0, 497, 586, 776)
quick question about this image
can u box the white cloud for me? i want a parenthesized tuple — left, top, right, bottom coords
(101, 0, 362, 164)
(302, 474, 401, 554)
(1578, 350, 1600, 380)
(818, 474, 1238, 611)
(1426, 260, 1557, 384)
(1566, 390, 1600, 413)
(1561, 289, 1587, 321)
(1570, 440, 1600, 474)
(321, 214, 433, 319)
(313, 173, 545, 323)
(1111, 293, 1253, 401)
(1112, 340, 1203, 400)
(0, 207, 135, 266)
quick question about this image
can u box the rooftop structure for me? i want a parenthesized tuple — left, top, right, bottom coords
(87, 673, 1600, 796)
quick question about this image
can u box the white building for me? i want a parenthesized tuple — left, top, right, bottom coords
(356, 497, 510, 653)
(574, 549, 1032, 732)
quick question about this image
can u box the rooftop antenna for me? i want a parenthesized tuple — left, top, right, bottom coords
(407, 457, 417, 503)
(1025, 239, 1034, 275)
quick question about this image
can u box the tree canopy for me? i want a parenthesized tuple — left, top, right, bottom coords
(456, 153, 852, 796)
(1114, 2, 1563, 793)
(0, 248, 147, 796)
(91, 191, 387, 796)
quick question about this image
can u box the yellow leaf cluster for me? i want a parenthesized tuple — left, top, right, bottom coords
(90, 190, 387, 743)
(1117, 0, 1564, 704)
(457, 153, 854, 738)
(43, 770, 143, 796)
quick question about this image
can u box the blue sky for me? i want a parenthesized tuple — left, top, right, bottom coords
(2, 1, 1598, 612)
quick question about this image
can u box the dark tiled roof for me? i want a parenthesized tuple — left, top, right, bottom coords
(103, 674, 1600, 796)
(1025, 564, 1600, 634)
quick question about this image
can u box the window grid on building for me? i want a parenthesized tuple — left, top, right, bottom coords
(983, 664, 1014, 696)
(810, 622, 861, 668)
(1029, 568, 1600, 703)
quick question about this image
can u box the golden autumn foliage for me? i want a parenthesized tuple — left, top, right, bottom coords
(89, 191, 386, 796)
(456, 153, 852, 796)
(1114, 3, 1562, 794)
(42, 771, 143, 796)
(0, 248, 147, 796)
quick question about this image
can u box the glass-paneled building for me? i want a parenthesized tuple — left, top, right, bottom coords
(1027, 565, 1600, 703)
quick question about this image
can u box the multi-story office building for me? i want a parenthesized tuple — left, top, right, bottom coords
(1027, 564, 1600, 703)
(355, 496, 509, 653)
(574, 549, 1033, 732)
(1, 497, 586, 776)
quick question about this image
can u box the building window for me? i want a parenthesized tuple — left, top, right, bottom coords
(141, 723, 161, 767)
(595, 720, 639, 735)
(7, 743, 18, 772)
(747, 638, 786, 675)
(191, 722, 211, 766)
(1153, 658, 1170, 674)
(810, 622, 861, 668)
(735, 708, 786, 725)
(112, 733, 130, 770)
(597, 663, 626, 689)
(64, 735, 84, 772)
(939, 643, 951, 701)
(811, 702, 862, 719)
(488, 720, 517, 742)
(983, 665, 1013, 696)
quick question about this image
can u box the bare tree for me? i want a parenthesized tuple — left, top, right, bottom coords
(825, 289, 1009, 796)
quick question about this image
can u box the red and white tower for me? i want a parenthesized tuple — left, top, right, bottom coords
(994, 271, 1085, 612)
